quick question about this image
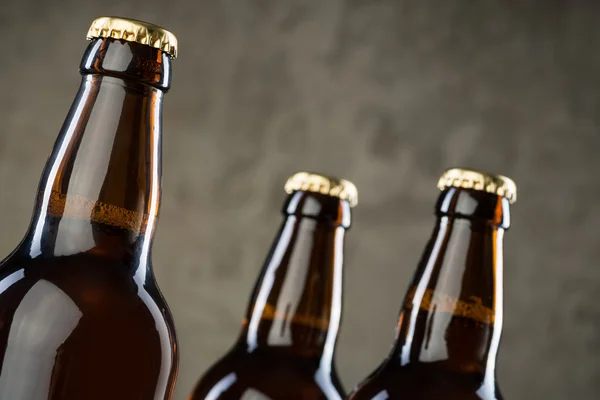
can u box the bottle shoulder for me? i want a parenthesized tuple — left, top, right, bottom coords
(191, 347, 345, 400)
(0, 251, 171, 321)
(349, 361, 502, 400)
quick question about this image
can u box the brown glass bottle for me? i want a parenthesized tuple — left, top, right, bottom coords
(189, 172, 358, 400)
(348, 168, 517, 400)
(0, 17, 178, 400)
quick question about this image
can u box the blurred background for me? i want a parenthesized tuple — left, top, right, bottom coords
(0, 1, 599, 399)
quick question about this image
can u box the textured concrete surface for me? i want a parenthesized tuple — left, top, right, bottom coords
(0, 1, 599, 399)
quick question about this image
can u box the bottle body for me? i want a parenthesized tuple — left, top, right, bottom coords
(190, 188, 352, 400)
(0, 28, 178, 400)
(0, 242, 176, 399)
(349, 185, 511, 400)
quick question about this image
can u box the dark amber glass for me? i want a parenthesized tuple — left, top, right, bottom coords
(0, 37, 177, 399)
(189, 191, 351, 400)
(348, 187, 510, 400)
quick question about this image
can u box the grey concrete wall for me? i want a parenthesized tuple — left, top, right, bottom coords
(0, 1, 599, 399)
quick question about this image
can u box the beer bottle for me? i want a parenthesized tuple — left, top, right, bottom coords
(189, 172, 358, 400)
(0, 17, 178, 399)
(348, 168, 516, 400)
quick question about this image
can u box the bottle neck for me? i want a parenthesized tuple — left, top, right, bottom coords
(21, 38, 170, 264)
(391, 188, 510, 388)
(239, 191, 351, 366)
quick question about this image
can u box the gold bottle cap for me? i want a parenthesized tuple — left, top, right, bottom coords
(284, 172, 358, 207)
(86, 16, 178, 59)
(437, 168, 517, 204)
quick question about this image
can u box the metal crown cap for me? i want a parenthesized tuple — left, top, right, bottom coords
(284, 172, 358, 207)
(86, 17, 178, 59)
(437, 167, 517, 204)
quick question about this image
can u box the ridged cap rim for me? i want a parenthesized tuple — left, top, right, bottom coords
(86, 16, 178, 58)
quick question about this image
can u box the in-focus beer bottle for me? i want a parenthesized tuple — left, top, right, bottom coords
(0, 17, 178, 399)
(189, 172, 358, 400)
(348, 168, 516, 400)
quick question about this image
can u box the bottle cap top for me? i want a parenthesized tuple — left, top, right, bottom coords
(284, 172, 358, 207)
(86, 17, 178, 59)
(437, 168, 517, 204)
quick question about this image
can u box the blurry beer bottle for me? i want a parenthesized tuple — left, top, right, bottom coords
(0, 17, 178, 399)
(348, 168, 516, 400)
(189, 172, 358, 400)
